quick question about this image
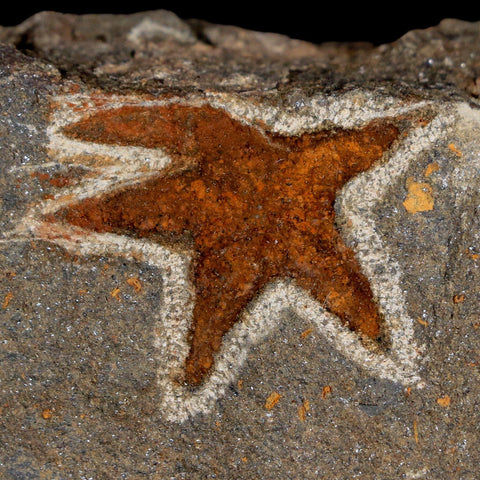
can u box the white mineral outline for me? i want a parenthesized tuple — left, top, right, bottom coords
(3, 91, 457, 422)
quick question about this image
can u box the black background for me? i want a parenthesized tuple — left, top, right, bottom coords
(2, 3, 479, 45)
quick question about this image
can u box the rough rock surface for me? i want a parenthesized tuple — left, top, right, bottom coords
(1, 11, 480, 479)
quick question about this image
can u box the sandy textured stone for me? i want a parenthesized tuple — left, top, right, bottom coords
(0, 11, 480, 479)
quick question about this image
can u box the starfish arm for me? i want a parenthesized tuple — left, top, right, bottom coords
(184, 241, 270, 385)
(62, 104, 274, 172)
(60, 174, 201, 237)
(336, 120, 399, 181)
(283, 120, 400, 187)
(285, 232, 383, 340)
(62, 105, 202, 154)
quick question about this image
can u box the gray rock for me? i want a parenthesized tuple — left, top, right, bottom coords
(0, 11, 479, 479)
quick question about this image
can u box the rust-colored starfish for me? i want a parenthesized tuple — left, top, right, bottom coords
(58, 103, 399, 385)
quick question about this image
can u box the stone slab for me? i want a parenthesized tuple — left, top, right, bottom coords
(0, 11, 479, 479)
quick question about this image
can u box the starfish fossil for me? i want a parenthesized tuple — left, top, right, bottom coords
(52, 102, 400, 385)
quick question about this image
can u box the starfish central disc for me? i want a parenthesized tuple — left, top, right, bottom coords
(58, 103, 399, 385)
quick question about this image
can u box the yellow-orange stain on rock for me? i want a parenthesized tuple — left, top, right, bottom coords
(424, 162, 440, 177)
(321, 385, 333, 399)
(448, 143, 463, 157)
(110, 287, 121, 301)
(2, 292, 13, 309)
(413, 419, 419, 445)
(437, 395, 451, 407)
(403, 178, 434, 214)
(417, 317, 429, 327)
(42, 408, 54, 420)
(59, 103, 401, 385)
(298, 399, 310, 421)
(127, 277, 142, 292)
(453, 294, 465, 304)
(265, 391, 282, 410)
(300, 327, 314, 339)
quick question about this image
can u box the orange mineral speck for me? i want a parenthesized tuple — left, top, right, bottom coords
(413, 419, 419, 445)
(2, 292, 13, 309)
(437, 395, 451, 407)
(321, 385, 333, 399)
(453, 294, 465, 304)
(298, 399, 310, 421)
(265, 391, 282, 410)
(59, 103, 400, 385)
(424, 162, 440, 177)
(110, 287, 121, 301)
(417, 317, 429, 327)
(403, 179, 434, 214)
(300, 327, 314, 339)
(448, 143, 462, 157)
(42, 408, 54, 420)
(127, 277, 142, 293)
